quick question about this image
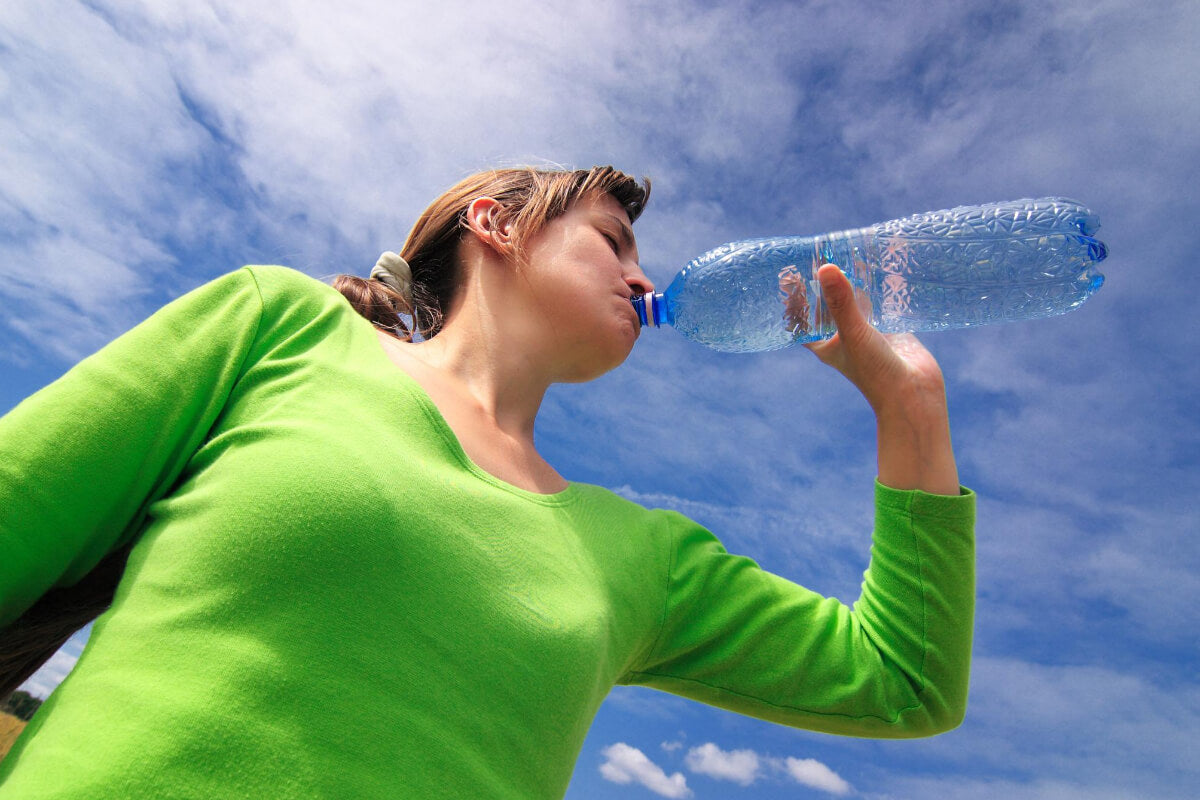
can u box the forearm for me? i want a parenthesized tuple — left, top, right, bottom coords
(803, 265, 961, 495)
(873, 379, 960, 496)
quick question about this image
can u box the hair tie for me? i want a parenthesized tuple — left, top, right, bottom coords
(370, 251, 413, 303)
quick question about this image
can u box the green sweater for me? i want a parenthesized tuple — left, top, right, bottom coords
(0, 266, 975, 799)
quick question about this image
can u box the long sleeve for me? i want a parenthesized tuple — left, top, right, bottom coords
(0, 268, 264, 627)
(621, 482, 975, 738)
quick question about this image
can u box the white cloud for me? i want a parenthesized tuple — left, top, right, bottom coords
(661, 740, 683, 753)
(783, 757, 853, 796)
(0, 0, 813, 366)
(4, 3, 1200, 799)
(876, 655, 1200, 798)
(677, 741, 852, 796)
(684, 742, 760, 786)
(0, 0, 218, 360)
(964, 656, 1200, 777)
(66, 0, 809, 263)
(599, 743, 691, 799)
(965, 490, 1200, 657)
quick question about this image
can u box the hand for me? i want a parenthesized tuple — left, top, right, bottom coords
(804, 264, 960, 494)
(804, 264, 945, 412)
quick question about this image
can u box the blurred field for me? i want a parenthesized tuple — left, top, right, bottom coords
(1, 711, 28, 761)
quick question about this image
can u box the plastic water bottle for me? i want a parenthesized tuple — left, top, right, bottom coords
(632, 197, 1107, 353)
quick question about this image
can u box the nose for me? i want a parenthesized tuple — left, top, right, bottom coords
(625, 265, 655, 297)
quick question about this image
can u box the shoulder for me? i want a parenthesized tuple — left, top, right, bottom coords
(238, 265, 345, 306)
(167, 266, 338, 320)
(233, 265, 359, 332)
(159, 266, 364, 365)
(569, 483, 711, 553)
(571, 482, 674, 524)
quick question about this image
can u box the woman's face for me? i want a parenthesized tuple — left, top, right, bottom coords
(517, 191, 654, 382)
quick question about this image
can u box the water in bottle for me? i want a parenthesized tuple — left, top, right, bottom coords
(632, 197, 1107, 353)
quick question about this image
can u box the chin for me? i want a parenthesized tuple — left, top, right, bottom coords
(557, 314, 641, 382)
(563, 340, 635, 384)
(564, 357, 625, 384)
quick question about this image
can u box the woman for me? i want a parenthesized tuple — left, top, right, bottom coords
(0, 166, 974, 798)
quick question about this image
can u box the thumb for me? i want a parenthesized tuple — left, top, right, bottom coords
(817, 264, 871, 341)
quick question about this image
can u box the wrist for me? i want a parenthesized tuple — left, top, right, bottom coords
(870, 378, 950, 428)
(875, 399, 959, 495)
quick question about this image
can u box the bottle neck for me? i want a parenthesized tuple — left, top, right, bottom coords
(631, 292, 667, 328)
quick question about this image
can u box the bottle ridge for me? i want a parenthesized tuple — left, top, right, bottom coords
(632, 197, 1108, 353)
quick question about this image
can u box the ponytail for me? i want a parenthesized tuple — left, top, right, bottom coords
(0, 544, 132, 699)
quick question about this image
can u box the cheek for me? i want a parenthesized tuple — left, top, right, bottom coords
(544, 271, 605, 316)
(560, 308, 640, 380)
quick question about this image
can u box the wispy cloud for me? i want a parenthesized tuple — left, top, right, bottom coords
(869, 775, 1169, 800)
(603, 686, 693, 722)
(963, 656, 1200, 781)
(0, 1, 251, 363)
(4, 1, 1200, 799)
(599, 743, 691, 799)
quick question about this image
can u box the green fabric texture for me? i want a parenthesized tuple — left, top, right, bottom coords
(0, 266, 975, 799)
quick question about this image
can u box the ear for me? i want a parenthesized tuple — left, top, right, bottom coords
(465, 197, 513, 254)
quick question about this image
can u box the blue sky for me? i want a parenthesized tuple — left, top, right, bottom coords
(2, 0, 1197, 797)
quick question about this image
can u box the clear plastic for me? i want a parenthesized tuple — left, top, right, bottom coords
(633, 197, 1108, 353)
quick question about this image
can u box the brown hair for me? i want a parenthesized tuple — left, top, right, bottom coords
(334, 165, 650, 340)
(0, 544, 132, 699)
(0, 165, 651, 701)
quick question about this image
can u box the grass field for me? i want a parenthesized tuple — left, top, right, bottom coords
(1, 711, 28, 762)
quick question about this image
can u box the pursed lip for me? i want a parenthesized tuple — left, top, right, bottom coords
(620, 292, 642, 329)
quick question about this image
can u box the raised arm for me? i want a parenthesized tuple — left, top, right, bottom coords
(621, 263, 974, 738)
(805, 263, 960, 496)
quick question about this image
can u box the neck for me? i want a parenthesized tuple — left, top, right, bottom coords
(403, 254, 563, 437)
(401, 321, 550, 440)
(377, 325, 568, 495)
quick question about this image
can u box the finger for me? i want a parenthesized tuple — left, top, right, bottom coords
(817, 264, 872, 343)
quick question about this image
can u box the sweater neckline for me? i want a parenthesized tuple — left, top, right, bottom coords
(357, 320, 581, 507)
